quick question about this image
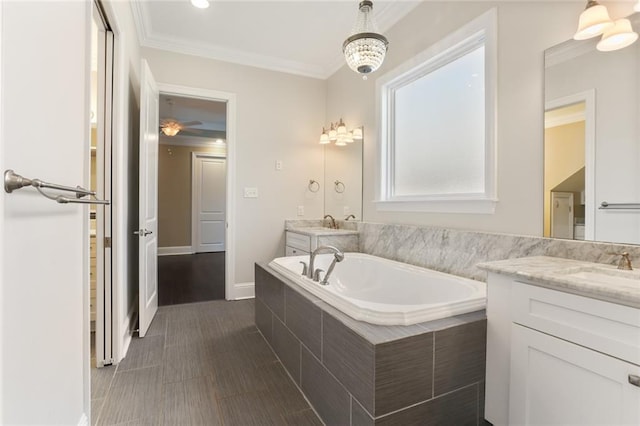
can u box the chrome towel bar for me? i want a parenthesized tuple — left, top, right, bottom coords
(4, 169, 110, 205)
(599, 201, 640, 210)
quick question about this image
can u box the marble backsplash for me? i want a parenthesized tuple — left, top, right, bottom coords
(355, 222, 640, 282)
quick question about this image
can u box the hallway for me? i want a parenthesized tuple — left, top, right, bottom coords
(158, 252, 226, 305)
(91, 299, 321, 425)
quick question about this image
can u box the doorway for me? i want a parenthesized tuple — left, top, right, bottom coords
(157, 94, 228, 305)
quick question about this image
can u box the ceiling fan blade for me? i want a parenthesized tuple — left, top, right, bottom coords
(179, 121, 203, 127)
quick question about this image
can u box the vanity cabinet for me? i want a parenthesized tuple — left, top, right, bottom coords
(485, 274, 640, 425)
(285, 231, 312, 256)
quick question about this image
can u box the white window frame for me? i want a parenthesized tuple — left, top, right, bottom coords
(375, 8, 498, 214)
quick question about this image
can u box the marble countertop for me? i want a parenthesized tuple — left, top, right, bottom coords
(285, 226, 359, 237)
(478, 256, 640, 309)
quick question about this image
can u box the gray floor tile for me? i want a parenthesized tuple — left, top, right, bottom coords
(281, 409, 323, 426)
(118, 335, 165, 372)
(99, 299, 313, 426)
(161, 376, 222, 426)
(162, 343, 215, 384)
(218, 391, 285, 426)
(91, 365, 116, 399)
(99, 366, 163, 425)
(91, 398, 104, 426)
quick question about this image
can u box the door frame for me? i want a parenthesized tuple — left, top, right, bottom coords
(157, 83, 237, 300)
(191, 152, 227, 254)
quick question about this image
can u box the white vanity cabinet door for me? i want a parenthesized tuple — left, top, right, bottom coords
(285, 246, 309, 256)
(285, 231, 312, 256)
(510, 324, 640, 425)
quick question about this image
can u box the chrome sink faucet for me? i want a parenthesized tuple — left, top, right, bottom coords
(304, 245, 344, 285)
(617, 252, 633, 270)
(324, 214, 337, 229)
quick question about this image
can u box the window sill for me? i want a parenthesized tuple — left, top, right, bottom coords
(374, 198, 498, 214)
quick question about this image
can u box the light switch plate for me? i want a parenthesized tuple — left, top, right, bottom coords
(343, 206, 350, 215)
(297, 205, 304, 216)
(275, 160, 283, 171)
(244, 187, 258, 198)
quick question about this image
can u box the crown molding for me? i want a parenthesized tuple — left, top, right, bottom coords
(131, 0, 420, 81)
(545, 37, 597, 68)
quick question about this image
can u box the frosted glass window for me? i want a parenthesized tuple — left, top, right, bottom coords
(393, 46, 485, 196)
(376, 9, 497, 213)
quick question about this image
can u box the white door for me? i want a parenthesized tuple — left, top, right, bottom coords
(551, 192, 574, 239)
(1, 1, 92, 423)
(510, 324, 640, 425)
(138, 60, 159, 337)
(193, 154, 226, 253)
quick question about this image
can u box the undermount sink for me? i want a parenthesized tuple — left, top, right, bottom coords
(555, 265, 640, 285)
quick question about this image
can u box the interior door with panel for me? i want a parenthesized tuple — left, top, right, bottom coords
(138, 59, 159, 337)
(192, 153, 226, 253)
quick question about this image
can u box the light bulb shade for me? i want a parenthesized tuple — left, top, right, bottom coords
(343, 1, 388, 75)
(573, 2, 613, 40)
(635, 0, 640, 12)
(597, 19, 639, 52)
(161, 124, 180, 136)
(336, 119, 347, 135)
(191, 0, 210, 9)
(335, 139, 347, 147)
(319, 133, 331, 144)
(328, 127, 337, 141)
(345, 131, 354, 143)
(352, 128, 363, 140)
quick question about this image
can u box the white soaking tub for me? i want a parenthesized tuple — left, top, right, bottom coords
(268, 252, 486, 326)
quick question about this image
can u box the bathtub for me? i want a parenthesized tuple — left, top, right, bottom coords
(268, 252, 486, 326)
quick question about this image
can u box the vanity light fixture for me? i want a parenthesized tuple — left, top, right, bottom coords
(573, 0, 614, 40)
(319, 128, 331, 144)
(191, 0, 210, 9)
(319, 119, 360, 146)
(597, 18, 639, 52)
(343, 0, 388, 79)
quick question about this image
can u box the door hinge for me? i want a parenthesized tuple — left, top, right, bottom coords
(105, 236, 112, 248)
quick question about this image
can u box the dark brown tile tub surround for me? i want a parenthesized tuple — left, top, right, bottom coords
(255, 263, 487, 425)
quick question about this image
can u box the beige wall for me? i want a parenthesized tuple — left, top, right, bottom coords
(326, 1, 632, 236)
(158, 143, 226, 247)
(142, 47, 326, 283)
(543, 121, 586, 236)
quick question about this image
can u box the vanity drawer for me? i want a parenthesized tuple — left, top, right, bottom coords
(511, 281, 640, 365)
(286, 245, 309, 257)
(285, 231, 311, 252)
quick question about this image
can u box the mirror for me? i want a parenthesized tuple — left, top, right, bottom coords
(544, 13, 640, 245)
(323, 126, 364, 221)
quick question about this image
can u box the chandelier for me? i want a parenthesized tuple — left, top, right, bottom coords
(342, 0, 388, 78)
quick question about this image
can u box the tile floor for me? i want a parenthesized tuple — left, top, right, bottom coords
(92, 299, 322, 425)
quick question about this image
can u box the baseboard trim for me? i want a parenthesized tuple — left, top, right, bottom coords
(158, 246, 193, 256)
(78, 413, 88, 426)
(234, 282, 255, 300)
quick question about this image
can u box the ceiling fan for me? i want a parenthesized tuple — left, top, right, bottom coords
(159, 98, 202, 136)
(159, 118, 203, 137)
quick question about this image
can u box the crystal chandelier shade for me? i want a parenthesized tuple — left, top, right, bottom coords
(343, 1, 388, 75)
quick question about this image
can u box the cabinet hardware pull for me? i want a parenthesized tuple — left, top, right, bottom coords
(629, 375, 640, 387)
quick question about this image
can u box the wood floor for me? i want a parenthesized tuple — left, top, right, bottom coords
(91, 299, 321, 425)
(158, 252, 226, 306)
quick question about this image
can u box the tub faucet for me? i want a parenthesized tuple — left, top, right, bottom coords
(324, 214, 337, 229)
(308, 245, 344, 284)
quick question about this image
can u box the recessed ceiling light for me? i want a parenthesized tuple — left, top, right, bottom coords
(191, 0, 210, 9)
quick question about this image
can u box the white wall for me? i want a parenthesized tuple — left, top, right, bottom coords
(326, 1, 633, 236)
(1, 1, 90, 423)
(141, 47, 326, 284)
